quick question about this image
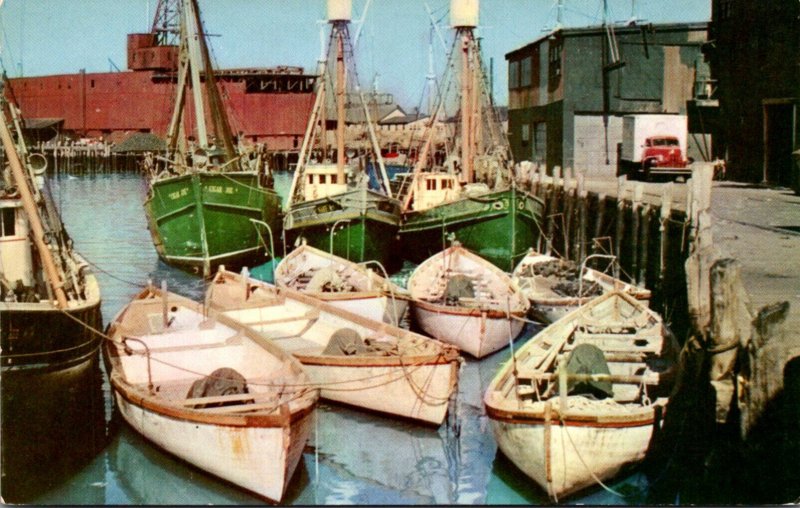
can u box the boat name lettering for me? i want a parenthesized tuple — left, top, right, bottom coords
(168, 188, 190, 200)
(207, 185, 235, 194)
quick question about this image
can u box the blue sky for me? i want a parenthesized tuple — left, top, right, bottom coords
(0, 0, 710, 106)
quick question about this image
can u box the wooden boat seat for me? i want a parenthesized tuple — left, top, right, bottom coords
(270, 335, 325, 354)
(514, 369, 661, 386)
(570, 331, 662, 353)
(240, 309, 320, 327)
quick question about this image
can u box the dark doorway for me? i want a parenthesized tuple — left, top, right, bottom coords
(764, 103, 795, 186)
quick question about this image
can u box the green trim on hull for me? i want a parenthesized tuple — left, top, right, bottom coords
(144, 172, 281, 275)
(400, 188, 544, 272)
(283, 188, 401, 270)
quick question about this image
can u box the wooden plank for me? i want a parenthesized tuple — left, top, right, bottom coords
(182, 390, 278, 407)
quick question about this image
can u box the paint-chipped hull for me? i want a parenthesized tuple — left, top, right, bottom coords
(114, 392, 313, 503)
(411, 302, 524, 358)
(297, 360, 458, 425)
(487, 407, 663, 500)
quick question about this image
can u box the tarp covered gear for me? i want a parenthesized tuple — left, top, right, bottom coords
(444, 274, 474, 305)
(323, 328, 368, 355)
(186, 367, 252, 408)
(564, 343, 613, 399)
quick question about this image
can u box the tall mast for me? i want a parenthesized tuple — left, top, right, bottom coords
(452, 0, 479, 182)
(192, 0, 236, 161)
(0, 111, 68, 308)
(328, 0, 351, 183)
(182, 0, 208, 148)
(335, 23, 346, 181)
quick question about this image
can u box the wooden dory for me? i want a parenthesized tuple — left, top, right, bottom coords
(511, 249, 651, 324)
(483, 290, 677, 501)
(105, 285, 318, 503)
(208, 268, 461, 425)
(274, 243, 410, 325)
(407, 244, 529, 359)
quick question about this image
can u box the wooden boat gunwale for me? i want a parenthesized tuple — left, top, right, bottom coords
(211, 268, 457, 367)
(106, 286, 318, 428)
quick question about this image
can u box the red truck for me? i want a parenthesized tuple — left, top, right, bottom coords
(617, 114, 693, 181)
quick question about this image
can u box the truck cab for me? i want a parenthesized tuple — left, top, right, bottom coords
(642, 136, 688, 170)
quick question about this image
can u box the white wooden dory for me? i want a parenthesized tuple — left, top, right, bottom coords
(511, 249, 651, 324)
(484, 290, 677, 501)
(274, 243, 410, 325)
(105, 285, 318, 503)
(208, 268, 462, 425)
(407, 244, 529, 359)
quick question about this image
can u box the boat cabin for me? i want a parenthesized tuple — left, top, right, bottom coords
(0, 199, 34, 291)
(411, 173, 462, 211)
(303, 163, 349, 201)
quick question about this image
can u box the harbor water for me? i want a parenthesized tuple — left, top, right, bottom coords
(25, 171, 664, 505)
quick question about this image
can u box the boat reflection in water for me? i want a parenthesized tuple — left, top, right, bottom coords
(301, 403, 457, 505)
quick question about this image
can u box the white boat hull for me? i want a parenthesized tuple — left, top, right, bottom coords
(300, 361, 457, 424)
(322, 294, 409, 325)
(115, 392, 313, 503)
(411, 303, 523, 358)
(489, 413, 658, 500)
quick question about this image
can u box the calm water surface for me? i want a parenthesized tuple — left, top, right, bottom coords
(30, 172, 656, 505)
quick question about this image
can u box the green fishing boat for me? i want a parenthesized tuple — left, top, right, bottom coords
(143, 0, 281, 277)
(398, 184, 541, 272)
(398, 0, 543, 272)
(283, 1, 401, 269)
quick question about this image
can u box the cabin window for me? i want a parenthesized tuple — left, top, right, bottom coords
(521, 124, 530, 147)
(308, 175, 314, 185)
(426, 179, 437, 191)
(0, 208, 15, 237)
(320, 174, 327, 184)
(330, 175, 337, 184)
(442, 179, 453, 190)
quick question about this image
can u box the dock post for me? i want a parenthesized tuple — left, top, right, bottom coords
(631, 183, 643, 285)
(577, 174, 587, 264)
(614, 177, 627, 280)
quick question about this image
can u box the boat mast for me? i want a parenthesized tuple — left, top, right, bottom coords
(182, 0, 208, 149)
(0, 111, 68, 308)
(192, 0, 236, 162)
(333, 19, 347, 184)
(453, 0, 479, 183)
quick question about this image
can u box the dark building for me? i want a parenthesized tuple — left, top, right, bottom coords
(506, 22, 716, 176)
(709, 0, 800, 185)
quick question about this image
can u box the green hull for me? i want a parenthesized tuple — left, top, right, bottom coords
(399, 187, 544, 272)
(144, 171, 281, 275)
(283, 188, 401, 270)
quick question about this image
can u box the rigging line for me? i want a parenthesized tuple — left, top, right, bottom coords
(55, 291, 450, 395)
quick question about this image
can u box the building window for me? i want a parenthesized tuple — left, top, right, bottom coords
(520, 56, 532, 87)
(509, 60, 520, 89)
(719, 0, 733, 20)
(533, 122, 547, 161)
(548, 41, 562, 77)
(521, 124, 530, 147)
(0, 208, 15, 237)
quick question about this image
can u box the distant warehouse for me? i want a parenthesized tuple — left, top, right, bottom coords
(4, 30, 317, 161)
(506, 21, 718, 177)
